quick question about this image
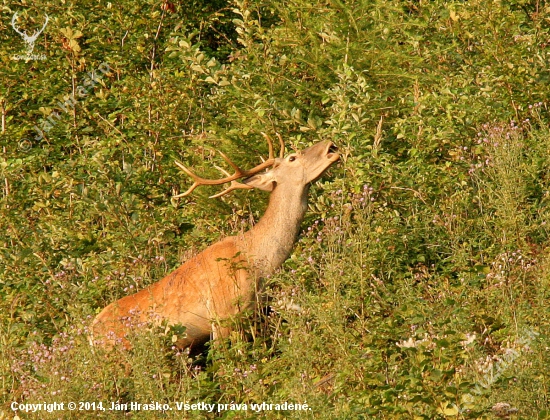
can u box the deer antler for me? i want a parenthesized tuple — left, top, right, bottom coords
(174, 132, 285, 198)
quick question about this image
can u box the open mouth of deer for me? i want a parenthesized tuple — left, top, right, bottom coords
(326, 143, 339, 160)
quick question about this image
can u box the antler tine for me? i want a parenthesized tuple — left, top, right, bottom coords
(260, 132, 285, 159)
(276, 133, 285, 158)
(173, 160, 220, 198)
(209, 165, 253, 198)
(210, 183, 253, 198)
(217, 150, 246, 175)
(260, 132, 274, 159)
(173, 160, 200, 197)
(173, 183, 200, 198)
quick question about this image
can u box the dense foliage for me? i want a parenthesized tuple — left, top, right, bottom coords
(1, 0, 550, 418)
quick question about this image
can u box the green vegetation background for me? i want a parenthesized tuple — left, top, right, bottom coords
(1, 0, 550, 418)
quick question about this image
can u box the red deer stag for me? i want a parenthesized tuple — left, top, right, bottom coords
(91, 134, 339, 351)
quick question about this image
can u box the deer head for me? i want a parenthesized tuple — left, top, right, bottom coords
(242, 139, 340, 192)
(174, 133, 339, 197)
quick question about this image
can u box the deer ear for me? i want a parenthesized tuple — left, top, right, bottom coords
(243, 173, 275, 191)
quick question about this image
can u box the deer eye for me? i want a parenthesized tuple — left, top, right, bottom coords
(288, 155, 297, 162)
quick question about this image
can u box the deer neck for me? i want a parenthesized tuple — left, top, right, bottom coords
(240, 184, 310, 276)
